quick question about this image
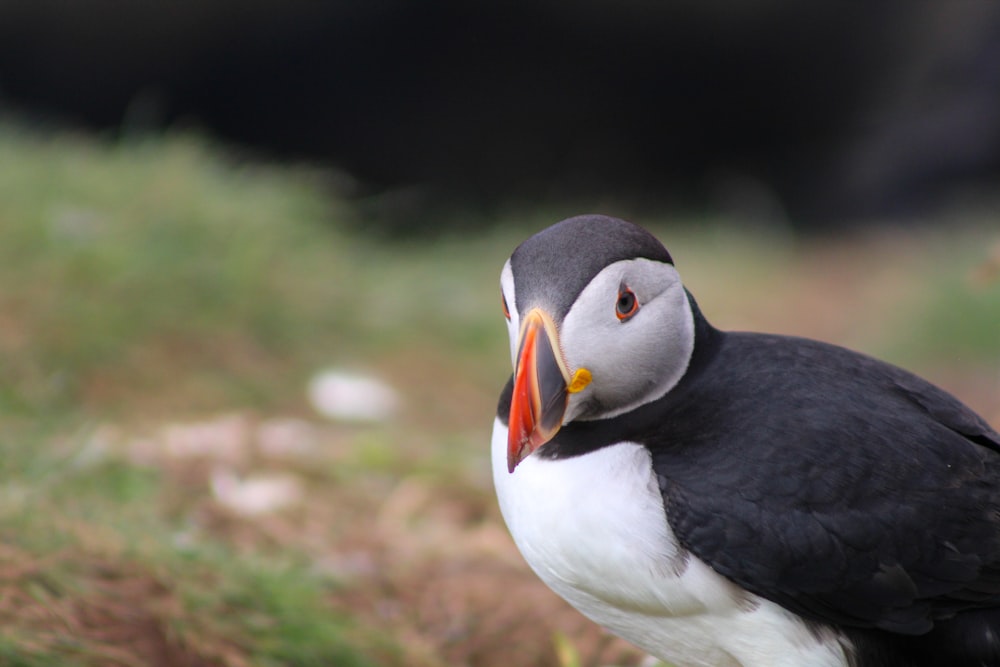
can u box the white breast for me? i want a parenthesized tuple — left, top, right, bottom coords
(491, 418, 851, 667)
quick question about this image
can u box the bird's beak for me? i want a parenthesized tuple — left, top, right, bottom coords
(507, 308, 591, 472)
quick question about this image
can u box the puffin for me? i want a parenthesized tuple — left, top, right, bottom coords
(491, 215, 1000, 667)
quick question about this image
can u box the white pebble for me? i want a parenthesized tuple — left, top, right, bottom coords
(307, 370, 399, 423)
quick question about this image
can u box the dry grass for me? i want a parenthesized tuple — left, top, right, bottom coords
(82, 406, 649, 667)
(0, 544, 238, 667)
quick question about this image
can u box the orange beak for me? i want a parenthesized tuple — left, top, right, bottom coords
(507, 308, 591, 472)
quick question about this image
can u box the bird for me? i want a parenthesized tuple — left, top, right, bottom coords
(490, 214, 1000, 667)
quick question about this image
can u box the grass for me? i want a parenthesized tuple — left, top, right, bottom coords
(0, 127, 394, 666)
(0, 122, 997, 666)
(0, 128, 527, 423)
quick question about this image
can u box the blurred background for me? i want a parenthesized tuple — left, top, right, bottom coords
(4, 0, 1000, 229)
(0, 2, 998, 666)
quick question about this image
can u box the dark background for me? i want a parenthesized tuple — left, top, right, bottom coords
(2, 0, 999, 231)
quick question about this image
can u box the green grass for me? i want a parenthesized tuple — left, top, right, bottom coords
(0, 420, 380, 667)
(890, 241, 1000, 365)
(1, 131, 324, 417)
(0, 128, 522, 423)
(0, 122, 997, 667)
(0, 126, 397, 666)
(0, 124, 537, 667)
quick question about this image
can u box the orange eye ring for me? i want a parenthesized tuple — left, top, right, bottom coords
(616, 287, 639, 321)
(502, 293, 511, 320)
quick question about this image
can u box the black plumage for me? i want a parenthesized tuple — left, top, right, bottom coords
(650, 304, 1000, 666)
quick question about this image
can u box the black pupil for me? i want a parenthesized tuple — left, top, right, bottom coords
(617, 292, 634, 314)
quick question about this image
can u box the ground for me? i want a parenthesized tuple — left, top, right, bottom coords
(0, 126, 998, 666)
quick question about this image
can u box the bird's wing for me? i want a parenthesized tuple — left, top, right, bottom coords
(651, 334, 1000, 635)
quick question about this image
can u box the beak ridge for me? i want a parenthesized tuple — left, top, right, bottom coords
(506, 309, 571, 472)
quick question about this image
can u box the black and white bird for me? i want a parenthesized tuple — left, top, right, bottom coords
(491, 215, 1000, 667)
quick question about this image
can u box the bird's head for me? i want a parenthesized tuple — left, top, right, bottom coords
(501, 215, 695, 472)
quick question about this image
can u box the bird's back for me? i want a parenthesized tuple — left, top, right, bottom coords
(650, 330, 1000, 666)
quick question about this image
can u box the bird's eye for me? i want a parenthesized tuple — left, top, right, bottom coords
(502, 293, 511, 320)
(616, 287, 639, 321)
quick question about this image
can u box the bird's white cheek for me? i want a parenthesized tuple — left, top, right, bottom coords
(564, 392, 584, 424)
(560, 324, 613, 420)
(560, 284, 694, 421)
